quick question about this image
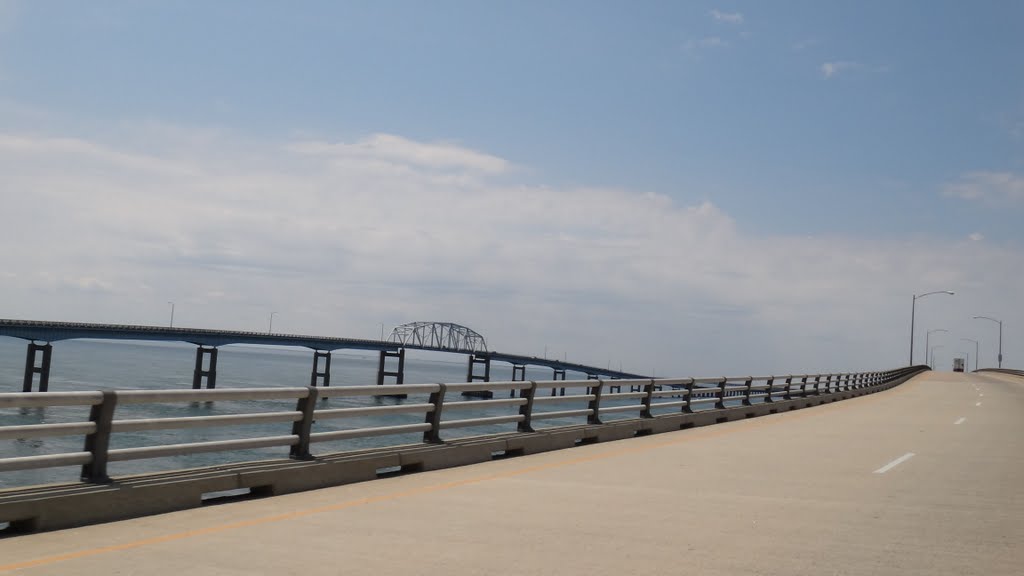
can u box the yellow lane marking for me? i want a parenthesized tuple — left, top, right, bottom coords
(0, 380, 918, 573)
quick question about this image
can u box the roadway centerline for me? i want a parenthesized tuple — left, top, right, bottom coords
(873, 452, 915, 474)
(954, 417, 966, 425)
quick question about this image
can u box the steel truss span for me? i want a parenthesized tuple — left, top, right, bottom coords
(388, 322, 487, 353)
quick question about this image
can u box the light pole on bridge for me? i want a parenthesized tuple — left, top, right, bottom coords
(167, 302, 175, 328)
(960, 338, 979, 372)
(925, 329, 948, 368)
(909, 291, 954, 366)
(268, 312, 277, 335)
(972, 316, 1003, 368)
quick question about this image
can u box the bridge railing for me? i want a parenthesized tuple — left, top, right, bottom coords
(0, 367, 925, 485)
(975, 368, 1023, 377)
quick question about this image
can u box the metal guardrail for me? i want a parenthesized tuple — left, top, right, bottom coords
(975, 368, 1024, 377)
(0, 367, 924, 484)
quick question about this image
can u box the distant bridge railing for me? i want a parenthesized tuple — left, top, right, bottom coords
(975, 368, 1024, 377)
(0, 366, 927, 533)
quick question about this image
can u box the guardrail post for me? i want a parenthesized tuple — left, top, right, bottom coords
(681, 378, 695, 413)
(715, 377, 728, 409)
(517, 381, 537, 432)
(764, 377, 775, 403)
(81, 390, 117, 483)
(800, 376, 808, 397)
(423, 383, 447, 443)
(742, 377, 753, 406)
(783, 376, 793, 400)
(640, 379, 656, 418)
(290, 386, 319, 460)
(587, 380, 605, 425)
(813, 375, 822, 396)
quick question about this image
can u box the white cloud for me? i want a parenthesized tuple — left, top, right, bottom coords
(0, 128, 1021, 377)
(968, 233, 984, 242)
(685, 36, 729, 54)
(792, 38, 819, 52)
(943, 171, 1024, 203)
(287, 133, 509, 174)
(710, 9, 743, 24)
(820, 61, 859, 78)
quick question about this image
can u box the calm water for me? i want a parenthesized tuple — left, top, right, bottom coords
(1, 337, 645, 488)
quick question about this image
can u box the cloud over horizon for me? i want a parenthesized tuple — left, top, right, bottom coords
(943, 171, 1024, 203)
(0, 127, 1020, 376)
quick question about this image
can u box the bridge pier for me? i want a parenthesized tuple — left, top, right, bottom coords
(377, 349, 406, 398)
(310, 351, 332, 387)
(551, 368, 566, 396)
(22, 341, 53, 392)
(192, 346, 218, 389)
(509, 364, 527, 397)
(464, 354, 492, 398)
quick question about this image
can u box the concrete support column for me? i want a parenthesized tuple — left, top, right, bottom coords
(511, 365, 526, 380)
(377, 349, 407, 398)
(510, 364, 527, 397)
(22, 342, 53, 392)
(464, 354, 492, 398)
(377, 349, 406, 385)
(192, 346, 218, 389)
(551, 368, 566, 396)
(310, 351, 332, 387)
(465, 354, 491, 382)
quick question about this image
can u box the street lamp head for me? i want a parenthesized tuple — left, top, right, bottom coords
(914, 290, 955, 300)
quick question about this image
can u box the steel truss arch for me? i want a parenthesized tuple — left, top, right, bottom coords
(387, 322, 488, 353)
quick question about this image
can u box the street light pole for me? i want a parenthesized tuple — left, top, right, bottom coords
(961, 338, 979, 371)
(972, 316, 1003, 368)
(910, 291, 955, 365)
(930, 344, 944, 369)
(167, 302, 175, 328)
(268, 312, 277, 335)
(925, 329, 948, 368)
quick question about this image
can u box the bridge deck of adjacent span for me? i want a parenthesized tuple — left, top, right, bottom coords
(1, 371, 1021, 575)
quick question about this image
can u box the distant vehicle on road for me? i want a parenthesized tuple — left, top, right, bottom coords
(953, 358, 965, 372)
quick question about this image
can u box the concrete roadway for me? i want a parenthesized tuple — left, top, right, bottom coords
(1, 371, 1021, 575)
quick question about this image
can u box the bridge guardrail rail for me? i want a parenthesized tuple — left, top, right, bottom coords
(0, 365, 927, 533)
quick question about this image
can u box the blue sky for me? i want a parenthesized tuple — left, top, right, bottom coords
(0, 1, 1021, 375)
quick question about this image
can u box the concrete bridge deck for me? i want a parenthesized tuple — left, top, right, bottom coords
(1, 371, 1020, 575)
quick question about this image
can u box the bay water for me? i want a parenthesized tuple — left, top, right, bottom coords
(0, 337, 636, 489)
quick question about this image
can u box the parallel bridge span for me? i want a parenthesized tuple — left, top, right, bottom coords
(0, 319, 647, 393)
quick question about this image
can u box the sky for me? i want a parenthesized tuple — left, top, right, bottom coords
(0, 1, 1021, 377)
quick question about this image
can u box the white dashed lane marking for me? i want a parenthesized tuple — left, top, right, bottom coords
(874, 452, 916, 474)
